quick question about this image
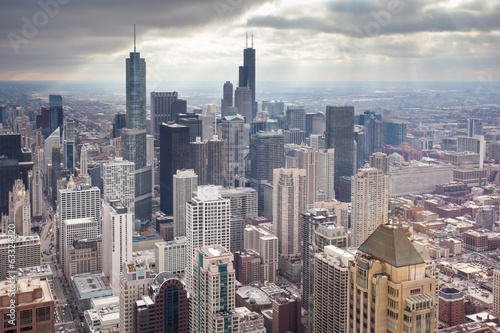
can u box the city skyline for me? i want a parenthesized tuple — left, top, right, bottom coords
(1, 0, 499, 82)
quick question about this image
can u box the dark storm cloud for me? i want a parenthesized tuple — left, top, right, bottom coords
(247, 0, 500, 36)
(0, 0, 270, 75)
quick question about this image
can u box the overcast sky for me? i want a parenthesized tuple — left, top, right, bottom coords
(1, 0, 499, 82)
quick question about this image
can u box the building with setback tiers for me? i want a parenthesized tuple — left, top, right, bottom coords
(348, 223, 438, 333)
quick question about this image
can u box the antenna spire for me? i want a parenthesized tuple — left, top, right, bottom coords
(252, 32, 254, 48)
(245, 32, 248, 48)
(134, 24, 136, 52)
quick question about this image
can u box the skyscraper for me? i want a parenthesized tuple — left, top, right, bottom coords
(185, 186, 230, 292)
(102, 202, 133, 294)
(102, 158, 135, 215)
(134, 272, 189, 333)
(243, 224, 278, 283)
(235, 86, 253, 122)
(325, 105, 355, 193)
(468, 118, 483, 137)
(351, 167, 388, 247)
(383, 119, 407, 147)
(189, 138, 208, 185)
(113, 113, 127, 138)
(6, 179, 31, 236)
(176, 113, 202, 143)
(286, 106, 306, 131)
(317, 148, 335, 201)
(61, 217, 100, 274)
(239, 37, 257, 118)
(190, 245, 239, 333)
(348, 223, 438, 333)
(150, 92, 187, 140)
(122, 31, 152, 223)
(63, 117, 75, 174)
(221, 81, 234, 118)
(249, 131, 284, 214)
(49, 94, 63, 136)
(160, 123, 190, 215)
(360, 111, 383, 159)
(207, 136, 225, 186)
(222, 115, 245, 187)
(173, 169, 198, 237)
(273, 168, 306, 261)
(369, 152, 389, 175)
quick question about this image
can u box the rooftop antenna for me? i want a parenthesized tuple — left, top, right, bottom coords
(252, 32, 254, 48)
(246, 32, 248, 48)
(134, 24, 136, 52)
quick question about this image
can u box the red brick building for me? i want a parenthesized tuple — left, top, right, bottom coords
(439, 288, 466, 327)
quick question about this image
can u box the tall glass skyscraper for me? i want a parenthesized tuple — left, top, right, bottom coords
(49, 94, 63, 136)
(122, 31, 152, 223)
(238, 38, 257, 119)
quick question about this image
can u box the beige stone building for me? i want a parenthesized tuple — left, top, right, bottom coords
(348, 223, 438, 333)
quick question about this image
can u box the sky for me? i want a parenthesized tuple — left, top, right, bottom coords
(0, 0, 499, 82)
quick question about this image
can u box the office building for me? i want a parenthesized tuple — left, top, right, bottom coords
(150, 91, 187, 140)
(65, 237, 102, 281)
(286, 106, 306, 131)
(354, 125, 365, 169)
(173, 169, 198, 237)
(0, 234, 40, 280)
(439, 288, 466, 327)
(236, 307, 266, 333)
(239, 39, 257, 118)
(0, 277, 54, 333)
(317, 148, 336, 201)
(113, 113, 127, 138)
(160, 123, 190, 215)
(219, 187, 258, 253)
(383, 119, 407, 147)
(51, 143, 66, 203)
(102, 158, 135, 216)
(249, 131, 284, 214)
(273, 168, 306, 261)
(102, 202, 133, 294)
(284, 128, 306, 145)
(134, 272, 189, 333)
(221, 81, 234, 118)
(270, 294, 302, 333)
(351, 167, 388, 247)
(30, 161, 43, 218)
(468, 118, 483, 137)
(201, 104, 216, 141)
(177, 113, 202, 143)
(185, 186, 230, 292)
(313, 245, 353, 333)
(189, 138, 208, 185)
(49, 94, 63, 136)
(155, 236, 187, 275)
(80, 145, 88, 177)
(348, 223, 438, 333)
(121, 39, 152, 223)
(222, 115, 245, 187)
(457, 135, 486, 167)
(190, 245, 239, 333)
(61, 217, 100, 274)
(243, 224, 279, 283)
(325, 105, 355, 193)
(235, 86, 253, 121)
(6, 179, 31, 236)
(359, 110, 383, 159)
(119, 260, 156, 333)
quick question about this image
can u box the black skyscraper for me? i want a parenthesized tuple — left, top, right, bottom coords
(238, 37, 257, 119)
(221, 81, 233, 118)
(49, 95, 63, 136)
(325, 106, 355, 194)
(160, 123, 190, 215)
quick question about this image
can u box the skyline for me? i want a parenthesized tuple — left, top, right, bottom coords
(1, 0, 499, 82)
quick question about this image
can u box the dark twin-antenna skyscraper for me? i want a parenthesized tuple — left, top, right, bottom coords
(239, 33, 257, 119)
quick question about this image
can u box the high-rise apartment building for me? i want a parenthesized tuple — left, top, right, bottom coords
(0, 234, 40, 280)
(234, 249, 261, 285)
(173, 169, 198, 237)
(219, 187, 258, 253)
(439, 288, 465, 327)
(325, 105, 355, 193)
(313, 245, 353, 333)
(221, 81, 234, 118)
(206, 136, 225, 186)
(160, 123, 190, 215)
(102, 158, 135, 217)
(121, 38, 152, 223)
(150, 92, 187, 140)
(351, 167, 388, 247)
(249, 131, 284, 213)
(243, 224, 279, 283)
(369, 152, 389, 175)
(273, 168, 306, 260)
(348, 223, 438, 333)
(190, 245, 239, 333)
(155, 236, 187, 275)
(468, 118, 483, 137)
(102, 202, 133, 294)
(494, 270, 500, 317)
(317, 148, 336, 201)
(119, 260, 156, 333)
(185, 186, 230, 292)
(134, 272, 189, 333)
(222, 115, 245, 187)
